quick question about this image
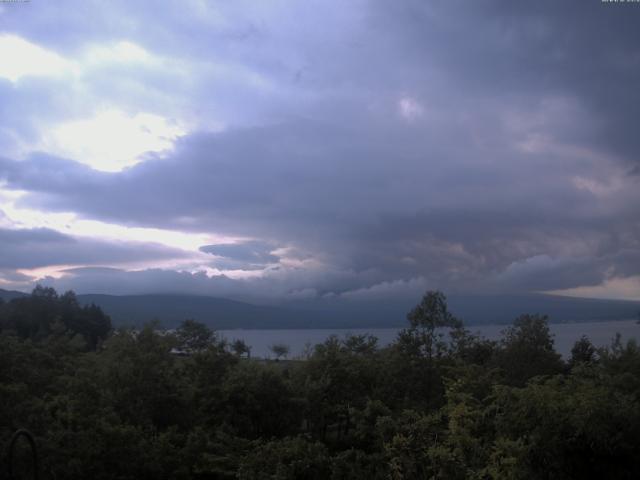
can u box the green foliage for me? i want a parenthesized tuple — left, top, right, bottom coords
(0, 285, 111, 349)
(492, 372, 640, 478)
(496, 313, 564, 386)
(569, 335, 598, 368)
(2, 288, 640, 478)
(218, 362, 302, 438)
(175, 318, 217, 353)
(402, 290, 462, 360)
(237, 436, 331, 480)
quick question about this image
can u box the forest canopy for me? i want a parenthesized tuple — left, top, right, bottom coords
(1, 288, 640, 479)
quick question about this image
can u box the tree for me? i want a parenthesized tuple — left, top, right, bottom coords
(386, 291, 463, 410)
(6, 283, 640, 479)
(401, 290, 462, 360)
(269, 343, 290, 361)
(231, 338, 252, 358)
(100, 323, 189, 429)
(497, 314, 563, 386)
(175, 319, 216, 353)
(492, 373, 640, 478)
(219, 362, 302, 438)
(569, 335, 597, 368)
(0, 286, 110, 349)
(343, 334, 378, 355)
(237, 436, 331, 480)
(301, 335, 382, 442)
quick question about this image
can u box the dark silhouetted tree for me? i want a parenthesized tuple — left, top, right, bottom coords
(569, 335, 598, 368)
(231, 338, 252, 358)
(497, 314, 563, 386)
(269, 343, 290, 360)
(175, 319, 216, 353)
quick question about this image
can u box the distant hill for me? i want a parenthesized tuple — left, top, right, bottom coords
(1, 289, 313, 329)
(0, 288, 28, 302)
(78, 292, 640, 330)
(3, 288, 639, 329)
(286, 293, 640, 328)
(76, 293, 312, 329)
(448, 293, 640, 325)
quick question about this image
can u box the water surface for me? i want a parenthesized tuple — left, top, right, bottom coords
(220, 319, 640, 359)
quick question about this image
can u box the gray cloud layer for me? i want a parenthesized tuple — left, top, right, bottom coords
(200, 241, 279, 271)
(0, 227, 189, 270)
(0, 226, 191, 289)
(1, 1, 639, 299)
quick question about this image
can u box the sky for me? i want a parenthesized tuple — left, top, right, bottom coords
(0, 0, 639, 304)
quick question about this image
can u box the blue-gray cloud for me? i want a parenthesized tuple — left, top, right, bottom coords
(1, 0, 639, 299)
(200, 241, 279, 270)
(0, 227, 190, 270)
(2, 116, 637, 296)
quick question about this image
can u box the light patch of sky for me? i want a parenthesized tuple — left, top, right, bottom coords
(0, 35, 190, 171)
(548, 276, 640, 302)
(197, 266, 266, 280)
(0, 35, 162, 83)
(0, 190, 235, 252)
(82, 40, 157, 66)
(41, 109, 185, 171)
(16, 265, 77, 282)
(1, 188, 278, 284)
(0, 34, 77, 82)
(397, 96, 424, 122)
(572, 175, 625, 197)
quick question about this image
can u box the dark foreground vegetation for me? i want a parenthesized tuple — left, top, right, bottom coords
(2, 287, 640, 479)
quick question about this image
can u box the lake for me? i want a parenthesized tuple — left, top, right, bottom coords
(220, 319, 640, 359)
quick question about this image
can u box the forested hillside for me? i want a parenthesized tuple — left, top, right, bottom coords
(4, 288, 639, 329)
(2, 288, 640, 478)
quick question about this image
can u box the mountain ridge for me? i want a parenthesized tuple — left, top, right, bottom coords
(2, 288, 639, 329)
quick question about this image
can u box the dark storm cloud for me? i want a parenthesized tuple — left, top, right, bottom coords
(372, 1, 640, 165)
(494, 252, 640, 292)
(1, 0, 639, 297)
(0, 226, 190, 269)
(38, 266, 337, 300)
(2, 110, 638, 295)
